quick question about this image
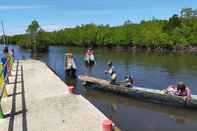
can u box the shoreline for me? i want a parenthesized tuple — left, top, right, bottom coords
(59, 44, 197, 53)
(2, 43, 197, 53)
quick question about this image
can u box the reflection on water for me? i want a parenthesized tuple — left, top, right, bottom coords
(85, 89, 197, 131)
(64, 72, 77, 86)
(1, 45, 197, 131)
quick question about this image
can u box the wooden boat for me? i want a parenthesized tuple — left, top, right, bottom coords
(85, 90, 197, 122)
(78, 75, 197, 109)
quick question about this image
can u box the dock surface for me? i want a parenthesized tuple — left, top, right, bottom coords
(0, 60, 108, 131)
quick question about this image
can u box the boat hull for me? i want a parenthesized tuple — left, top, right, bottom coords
(79, 75, 197, 109)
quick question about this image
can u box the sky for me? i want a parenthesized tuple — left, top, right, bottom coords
(0, 0, 197, 35)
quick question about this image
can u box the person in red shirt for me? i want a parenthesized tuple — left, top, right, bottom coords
(85, 48, 95, 65)
(85, 48, 93, 56)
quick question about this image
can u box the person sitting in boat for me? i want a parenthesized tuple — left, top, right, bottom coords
(124, 75, 134, 87)
(166, 82, 191, 101)
(166, 85, 178, 95)
(105, 61, 114, 74)
(105, 61, 117, 84)
(110, 71, 117, 84)
(176, 82, 191, 102)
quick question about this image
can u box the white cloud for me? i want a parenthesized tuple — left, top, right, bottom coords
(42, 25, 66, 32)
(0, 5, 52, 11)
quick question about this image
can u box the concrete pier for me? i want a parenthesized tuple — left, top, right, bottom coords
(0, 60, 110, 131)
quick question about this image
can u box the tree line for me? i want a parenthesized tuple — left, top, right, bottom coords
(6, 8, 197, 51)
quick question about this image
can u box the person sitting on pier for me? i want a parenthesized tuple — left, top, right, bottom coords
(105, 61, 117, 84)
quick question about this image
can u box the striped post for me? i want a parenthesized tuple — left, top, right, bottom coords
(0, 63, 8, 119)
(0, 75, 4, 119)
(0, 64, 8, 97)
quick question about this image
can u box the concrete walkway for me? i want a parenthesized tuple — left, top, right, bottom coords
(0, 60, 109, 131)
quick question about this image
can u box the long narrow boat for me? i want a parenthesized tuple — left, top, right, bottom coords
(78, 75, 197, 109)
(85, 90, 197, 122)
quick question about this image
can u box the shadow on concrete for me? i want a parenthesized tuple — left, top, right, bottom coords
(8, 81, 22, 85)
(7, 92, 22, 97)
(12, 70, 21, 72)
(8, 75, 21, 78)
(5, 61, 28, 131)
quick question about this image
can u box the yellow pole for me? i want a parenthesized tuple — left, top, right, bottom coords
(0, 64, 8, 97)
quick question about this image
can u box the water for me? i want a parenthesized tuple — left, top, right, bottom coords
(1, 45, 197, 131)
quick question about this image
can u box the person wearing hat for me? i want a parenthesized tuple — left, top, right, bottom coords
(105, 61, 117, 84)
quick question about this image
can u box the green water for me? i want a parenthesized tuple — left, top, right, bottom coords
(1, 45, 197, 131)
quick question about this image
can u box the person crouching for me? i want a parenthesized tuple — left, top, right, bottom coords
(125, 75, 134, 87)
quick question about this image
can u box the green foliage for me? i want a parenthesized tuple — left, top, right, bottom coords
(7, 8, 197, 50)
(26, 20, 40, 34)
(10, 20, 48, 51)
(163, 14, 182, 31)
